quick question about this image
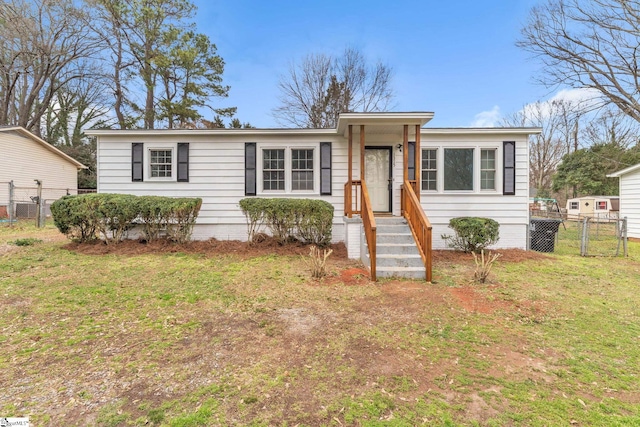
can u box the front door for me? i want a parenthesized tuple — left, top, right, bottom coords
(364, 147, 392, 212)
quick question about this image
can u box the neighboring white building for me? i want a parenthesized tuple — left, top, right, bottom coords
(88, 112, 540, 278)
(0, 126, 86, 218)
(608, 164, 640, 239)
(565, 196, 619, 221)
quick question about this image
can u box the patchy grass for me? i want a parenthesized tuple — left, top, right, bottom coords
(1, 220, 640, 426)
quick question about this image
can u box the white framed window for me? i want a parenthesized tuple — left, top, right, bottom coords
(259, 146, 318, 193)
(596, 201, 607, 210)
(149, 148, 173, 179)
(291, 148, 314, 191)
(570, 201, 579, 210)
(263, 148, 285, 191)
(480, 149, 496, 190)
(421, 149, 437, 191)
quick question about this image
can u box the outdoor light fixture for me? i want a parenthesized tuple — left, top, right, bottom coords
(396, 144, 403, 152)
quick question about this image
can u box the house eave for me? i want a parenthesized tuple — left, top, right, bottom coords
(607, 162, 640, 178)
(0, 126, 87, 169)
(422, 127, 543, 135)
(86, 128, 338, 137)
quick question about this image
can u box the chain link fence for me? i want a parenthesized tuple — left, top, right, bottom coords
(530, 215, 628, 257)
(1, 181, 95, 226)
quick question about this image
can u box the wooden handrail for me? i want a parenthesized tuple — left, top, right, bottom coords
(343, 180, 362, 217)
(401, 180, 433, 282)
(361, 179, 377, 281)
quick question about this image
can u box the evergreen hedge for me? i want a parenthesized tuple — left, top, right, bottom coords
(51, 194, 202, 244)
(239, 198, 334, 246)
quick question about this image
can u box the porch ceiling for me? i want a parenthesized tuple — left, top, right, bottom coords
(336, 112, 434, 137)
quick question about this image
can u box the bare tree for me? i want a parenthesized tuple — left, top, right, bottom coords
(503, 99, 585, 194)
(42, 73, 115, 147)
(518, 0, 640, 122)
(582, 106, 640, 149)
(273, 47, 394, 128)
(0, 0, 102, 134)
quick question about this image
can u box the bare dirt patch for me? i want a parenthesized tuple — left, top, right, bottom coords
(63, 236, 349, 259)
(0, 243, 17, 256)
(433, 248, 550, 263)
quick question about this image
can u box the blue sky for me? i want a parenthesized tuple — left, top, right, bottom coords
(193, 0, 549, 128)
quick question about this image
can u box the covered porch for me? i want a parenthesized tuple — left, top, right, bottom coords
(338, 113, 434, 282)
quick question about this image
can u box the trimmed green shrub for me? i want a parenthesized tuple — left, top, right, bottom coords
(51, 194, 101, 242)
(239, 198, 334, 246)
(94, 193, 140, 244)
(238, 198, 268, 243)
(295, 199, 334, 247)
(51, 194, 202, 244)
(138, 195, 173, 242)
(442, 217, 500, 253)
(164, 197, 202, 243)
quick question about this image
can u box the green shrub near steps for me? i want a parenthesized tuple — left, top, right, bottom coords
(51, 194, 202, 244)
(442, 217, 500, 253)
(239, 198, 334, 246)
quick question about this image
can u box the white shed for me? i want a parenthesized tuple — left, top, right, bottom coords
(565, 196, 619, 221)
(608, 164, 640, 239)
(0, 126, 86, 218)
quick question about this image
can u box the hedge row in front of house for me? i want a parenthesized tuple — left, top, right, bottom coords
(51, 193, 202, 244)
(239, 198, 334, 246)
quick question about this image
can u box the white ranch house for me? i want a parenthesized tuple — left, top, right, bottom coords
(608, 163, 640, 239)
(88, 112, 541, 280)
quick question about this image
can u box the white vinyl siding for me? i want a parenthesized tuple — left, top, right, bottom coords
(0, 130, 79, 206)
(618, 167, 640, 238)
(93, 128, 533, 250)
(418, 133, 530, 249)
(96, 134, 347, 242)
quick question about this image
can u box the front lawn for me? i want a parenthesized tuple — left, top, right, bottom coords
(1, 221, 639, 426)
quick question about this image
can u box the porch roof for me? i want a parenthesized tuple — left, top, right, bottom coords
(336, 112, 434, 137)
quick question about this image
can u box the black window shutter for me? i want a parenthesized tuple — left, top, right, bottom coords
(177, 143, 189, 182)
(503, 141, 516, 195)
(245, 142, 257, 195)
(408, 141, 416, 181)
(132, 143, 143, 182)
(320, 142, 332, 195)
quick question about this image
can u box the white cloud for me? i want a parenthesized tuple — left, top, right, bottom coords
(471, 105, 501, 127)
(549, 87, 601, 104)
(519, 88, 602, 122)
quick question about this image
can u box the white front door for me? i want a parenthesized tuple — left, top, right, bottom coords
(365, 147, 392, 212)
